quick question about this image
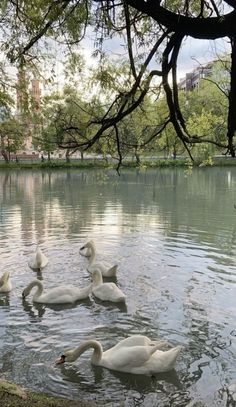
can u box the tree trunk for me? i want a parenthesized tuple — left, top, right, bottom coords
(227, 38, 236, 157)
(1, 150, 10, 163)
(66, 149, 70, 163)
(134, 147, 141, 165)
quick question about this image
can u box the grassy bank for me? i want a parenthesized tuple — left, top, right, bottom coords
(0, 160, 109, 170)
(0, 379, 209, 407)
(0, 379, 211, 407)
(0, 380, 98, 407)
(0, 156, 236, 170)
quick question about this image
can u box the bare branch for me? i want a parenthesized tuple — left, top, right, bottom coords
(114, 123, 122, 173)
(123, 0, 137, 79)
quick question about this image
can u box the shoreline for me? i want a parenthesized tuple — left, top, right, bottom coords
(0, 156, 235, 170)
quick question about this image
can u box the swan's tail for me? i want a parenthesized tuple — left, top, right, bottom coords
(107, 264, 118, 277)
(0, 272, 10, 287)
(77, 284, 92, 300)
(163, 345, 182, 370)
(115, 294, 126, 303)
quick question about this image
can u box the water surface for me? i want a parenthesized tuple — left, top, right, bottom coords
(0, 167, 236, 406)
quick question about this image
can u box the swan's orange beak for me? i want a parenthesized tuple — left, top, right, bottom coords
(55, 355, 66, 365)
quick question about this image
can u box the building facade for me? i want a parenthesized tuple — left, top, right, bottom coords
(178, 62, 213, 92)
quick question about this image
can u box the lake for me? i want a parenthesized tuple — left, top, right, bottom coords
(0, 167, 235, 406)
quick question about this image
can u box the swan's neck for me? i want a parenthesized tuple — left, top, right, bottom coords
(92, 270, 103, 287)
(28, 280, 43, 299)
(69, 340, 103, 365)
(88, 244, 96, 265)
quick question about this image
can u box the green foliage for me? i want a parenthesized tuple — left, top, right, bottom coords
(187, 108, 223, 136)
(35, 86, 105, 156)
(0, 116, 25, 162)
(90, 57, 134, 97)
(64, 52, 85, 79)
(199, 156, 214, 167)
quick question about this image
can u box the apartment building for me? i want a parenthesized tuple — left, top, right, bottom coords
(178, 62, 213, 92)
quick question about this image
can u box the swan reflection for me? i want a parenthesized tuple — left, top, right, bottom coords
(92, 297, 127, 312)
(0, 293, 11, 307)
(22, 298, 46, 320)
(59, 363, 182, 394)
(22, 296, 93, 318)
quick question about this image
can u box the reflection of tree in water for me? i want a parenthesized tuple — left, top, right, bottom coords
(1, 169, 236, 248)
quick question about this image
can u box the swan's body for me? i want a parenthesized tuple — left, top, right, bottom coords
(56, 335, 182, 375)
(92, 269, 125, 303)
(80, 240, 118, 277)
(22, 280, 92, 304)
(0, 272, 12, 293)
(28, 246, 48, 271)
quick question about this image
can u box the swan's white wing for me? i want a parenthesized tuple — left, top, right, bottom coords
(43, 294, 74, 304)
(93, 283, 125, 301)
(116, 336, 153, 348)
(104, 345, 154, 369)
(39, 285, 91, 304)
(103, 283, 122, 294)
(111, 335, 168, 349)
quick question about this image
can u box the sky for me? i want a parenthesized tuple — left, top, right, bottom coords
(177, 37, 231, 80)
(42, 31, 231, 96)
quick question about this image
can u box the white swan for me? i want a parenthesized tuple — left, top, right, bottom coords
(56, 335, 182, 375)
(0, 272, 12, 293)
(22, 279, 92, 304)
(80, 240, 118, 277)
(28, 246, 48, 271)
(92, 269, 125, 303)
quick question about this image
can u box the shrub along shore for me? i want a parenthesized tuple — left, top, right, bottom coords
(0, 156, 236, 170)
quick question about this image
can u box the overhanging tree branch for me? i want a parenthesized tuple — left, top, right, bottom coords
(127, 0, 236, 39)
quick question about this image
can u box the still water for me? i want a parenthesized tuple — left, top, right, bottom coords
(0, 167, 236, 406)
